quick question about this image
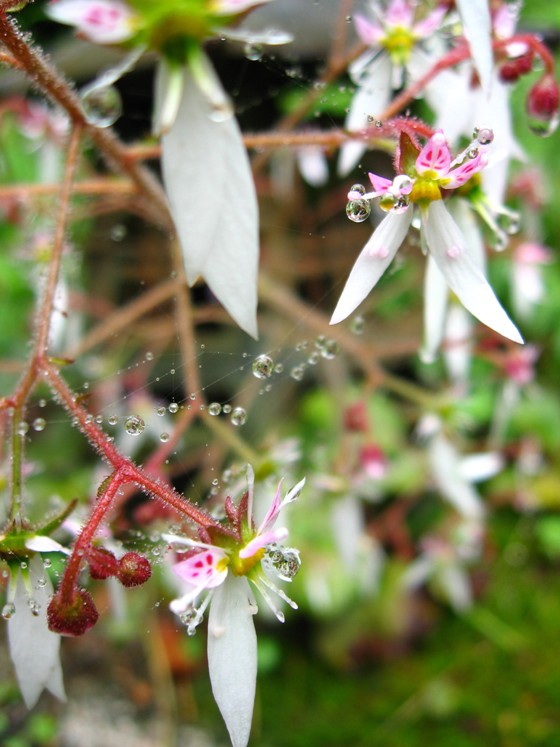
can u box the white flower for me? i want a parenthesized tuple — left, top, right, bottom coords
(5, 540, 69, 709)
(164, 466, 304, 747)
(332, 130, 523, 351)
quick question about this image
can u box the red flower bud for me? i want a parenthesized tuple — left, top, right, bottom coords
(116, 552, 152, 587)
(88, 546, 118, 580)
(344, 402, 369, 432)
(47, 589, 99, 636)
(526, 75, 560, 136)
(499, 52, 534, 83)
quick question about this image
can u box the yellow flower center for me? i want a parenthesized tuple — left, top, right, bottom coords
(409, 177, 442, 205)
(382, 26, 415, 65)
(230, 547, 265, 576)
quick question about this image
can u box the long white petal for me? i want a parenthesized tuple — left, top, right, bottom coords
(421, 254, 448, 363)
(424, 201, 523, 344)
(161, 58, 259, 338)
(152, 59, 185, 137)
(455, 0, 493, 94)
(338, 53, 392, 176)
(207, 576, 257, 747)
(330, 210, 412, 324)
(8, 557, 66, 708)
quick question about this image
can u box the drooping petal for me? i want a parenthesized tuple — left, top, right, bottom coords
(161, 55, 259, 338)
(455, 0, 493, 93)
(420, 254, 448, 364)
(207, 575, 257, 747)
(258, 476, 306, 533)
(330, 210, 413, 324)
(8, 557, 66, 708)
(152, 59, 185, 137)
(415, 131, 451, 177)
(46, 0, 136, 44)
(172, 548, 229, 588)
(338, 53, 392, 176)
(423, 201, 523, 344)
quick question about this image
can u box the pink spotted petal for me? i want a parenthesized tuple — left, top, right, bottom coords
(239, 528, 289, 559)
(354, 14, 384, 45)
(368, 173, 393, 194)
(445, 152, 488, 188)
(46, 0, 135, 44)
(416, 132, 451, 177)
(172, 549, 229, 589)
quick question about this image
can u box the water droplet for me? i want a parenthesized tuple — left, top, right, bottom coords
(307, 352, 320, 365)
(2, 602, 15, 620)
(252, 354, 274, 379)
(20, 562, 27, 570)
(108, 415, 118, 426)
(17, 421, 29, 436)
(244, 42, 263, 60)
(392, 174, 413, 195)
(32, 417, 46, 432)
(156, 406, 166, 417)
(290, 365, 305, 381)
(467, 146, 479, 159)
(473, 126, 494, 145)
(38, 399, 47, 408)
(274, 363, 284, 374)
(346, 198, 371, 223)
(350, 315, 364, 334)
(263, 544, 301, 580)
(315, 335, 327, 349)
(159, 432, 170, 443)
(223, 404, 232, 414)
(208, 402, 222, 416)
(209, 100, 234, 123)
(37, 577, 47, 588)
(180, 605, 202, 636)
(528, 113, 559, 137)
(43, 558, 51, 568)
(168, 402, 179, 414)
(446, 245, 462, 259)
(230, 407, 247, 426)
(212, 478, 219, 486)
(124, 415, 145, 436)
(392, 195, 410, 214)
(348, 183, 366, 199)
(497, 208, 521, 235)
(320, 340, 340, 359)
(28, 598, 40, 616)
(80, 85, 122, 128)
(145, 351, 154, 361)
(95, 415, 104, 424)
(379, 193, 396, 212)
(110, 224, 126, 241)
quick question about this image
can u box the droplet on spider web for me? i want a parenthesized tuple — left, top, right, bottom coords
(252, 354, 274, 379)
(80, 85, 122, 128)
(230, 407, 247, 426)
(208, 402, 222, 416)
(124, 415, 145, 436)
(32, 418, 46, 432)
(168, 403, 179, 414)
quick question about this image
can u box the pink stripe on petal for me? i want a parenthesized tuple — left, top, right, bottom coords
(445, 153, 486, 188)
(354, 14, 384, 45)
(386, 0, 414, 28)
(416, 132, 451, 176)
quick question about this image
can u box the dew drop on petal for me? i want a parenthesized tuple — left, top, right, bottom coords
(2, 602, 15, 620)
(230, 407, 247, 426)
(80, 85, 122, 128)
(346, 198, 371, 223)
(393, 175, 413, 195)
(446, 245, 462, 259)
(348, 183, 366, 199)
(208, 402, 222, 416)
(473, 126, 494, 145)
(28, 598, 40, 616)
(124, 415, 145, 436)
(209, 100, 234, 123)
(252, 354, 274, 379)
(32, 417, 46, 432)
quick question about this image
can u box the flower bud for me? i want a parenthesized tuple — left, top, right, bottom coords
(116, 552, 152, 587)
(344, 402, 369, 432)
(47, 589, 99, 636)
(88, 546, 118, 580)
(526, 75, 560, 137)
(499, 52, 534, 83)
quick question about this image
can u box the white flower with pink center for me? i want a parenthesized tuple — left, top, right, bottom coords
(332, 129, 523, 353)
(163, 466, 304, 747)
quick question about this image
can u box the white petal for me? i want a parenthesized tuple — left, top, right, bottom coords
(330, 210, 412, 324)
(421, 254, 448, 364)
(443, 303, 473, 385)
(8, 557, 66, 708)
(207, 576, 257, 747)
(438, 563, 473, 612)
(338, 54, 392, 176)
(455, 0, 493, 94)
(152, 59, 185, 136)
(161, 57, 259, 338)
(24, 536, 70, 555)
(297, 146, 329, 187)
(459, 451, 504, 482)
(216, 26, 293, 45)
(429, 433, 485, 520)
(424, 201, 523, 344)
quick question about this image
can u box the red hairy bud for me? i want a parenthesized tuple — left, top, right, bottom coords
(116, 552, 152, 587)
(47, 589, 99, 636)
(499, 52, 534, 83)
(88, 546, 118, 580)
(344, 402, 369, 432)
